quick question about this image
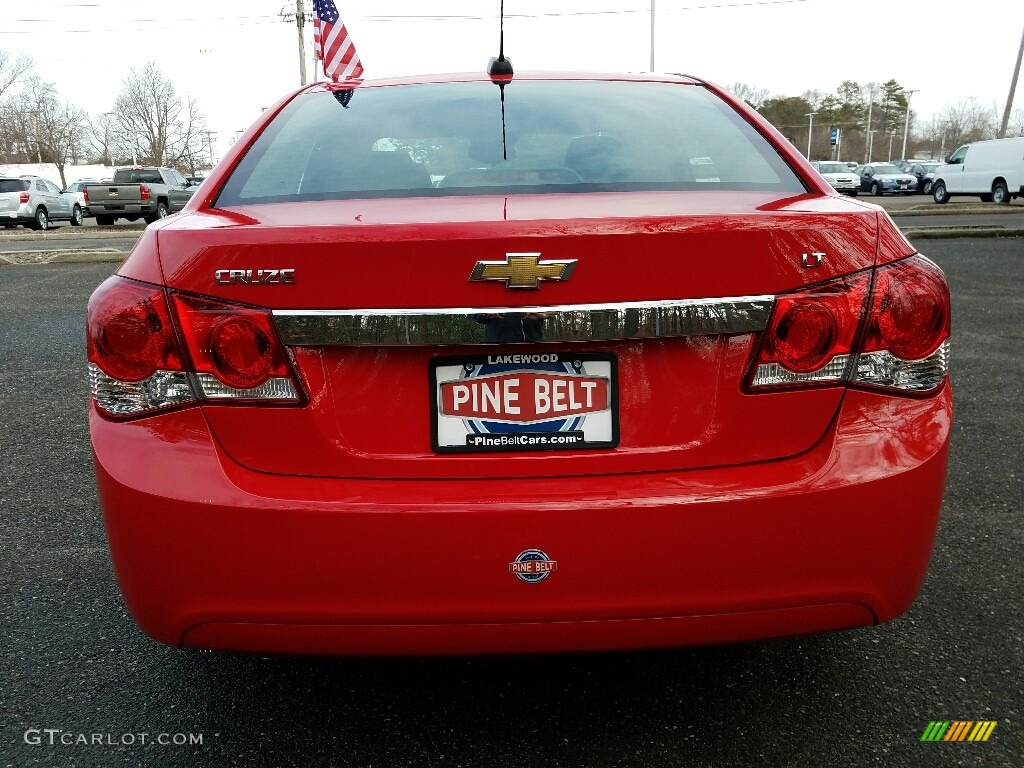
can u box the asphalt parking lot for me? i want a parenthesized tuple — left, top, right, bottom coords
(1, 238, 1021, 767)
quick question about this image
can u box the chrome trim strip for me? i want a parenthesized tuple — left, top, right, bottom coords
(273, 296, 774, 346)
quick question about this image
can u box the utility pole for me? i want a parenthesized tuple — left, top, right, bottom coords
(649, 0, 656, 72)
(805, 112, 817, 158)
(901, 89, 917, 160)
(867, 130, 877, 162)
(200, 130, 217, 169)
(864, 83, 877, 163)
(998, 26, 1024, 138)
(295, 0, 308, 86)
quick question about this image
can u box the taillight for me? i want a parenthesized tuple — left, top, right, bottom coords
(83, 187, 89, 201)
(747, 255, 950, 394)
(748, 272, 870, 389)
(87, 277, 302, 418)
(19, 191, 29, 204)
(87, 277, 194, 417)
(853, 256, 950, 392)
(171, 294, 300, 400)
(139, 185, 151, 201)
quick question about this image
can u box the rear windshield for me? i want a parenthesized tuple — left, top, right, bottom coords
(216, 80, 805, 206)
(872, 164, 903, 175)
(0, 179, 29, 193)
(113, 169, 164, 185)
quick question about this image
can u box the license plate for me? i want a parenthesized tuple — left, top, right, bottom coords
(430, 352, 618, 453)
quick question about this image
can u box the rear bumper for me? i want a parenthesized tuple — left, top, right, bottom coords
(91, 385, 951, 655)
(89, 203, 153, 216)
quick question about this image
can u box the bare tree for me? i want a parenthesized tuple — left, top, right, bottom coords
(727, 82, 769, 110)
(13, 76, 89, 187)
(1008, 107, 1024, 138)
(0, 49, 33, 101)
(114, 61, 207, 168)
(87, 112, 118, 165)
(938, 98, 996, 148)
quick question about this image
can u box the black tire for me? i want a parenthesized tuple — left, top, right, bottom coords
(95, 215, 115, 226)
(144, 201, 169, 224)
(922, 180, 932, 196)
(70, 205, 83, 226)
(991, 181, 1010, 205)
(871, 181, 882, 197)
(932, 181, 949, 204)
(979, 194, 993, 203)
(32, 207, 49, 231)
(849, 190, 858, 197)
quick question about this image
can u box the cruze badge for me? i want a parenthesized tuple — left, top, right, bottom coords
(215, 269, 296, 285)
(470, 252, 576, 290)
(509, 549, 558, 583)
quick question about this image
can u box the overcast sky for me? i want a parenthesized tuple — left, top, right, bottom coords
(4, 0, 1023, 159)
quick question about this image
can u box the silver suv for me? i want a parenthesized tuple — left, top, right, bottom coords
(0, 175, 84, 230)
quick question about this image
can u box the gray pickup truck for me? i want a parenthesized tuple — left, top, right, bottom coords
(85, 167, 197, 225)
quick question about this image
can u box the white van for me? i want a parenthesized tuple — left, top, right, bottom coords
(930, 137, 1024, 204)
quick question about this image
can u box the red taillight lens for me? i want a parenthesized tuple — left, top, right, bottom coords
(767, 301, 838, 373)
(19, 191, 29, 204)
(140, 185, 151, 201)
(209, 317, 274, 388)
(863, 256, 950, 360)
(171, 294, 298, 393)
(87, 277, 183, 382)
(83, 187, 89, 201)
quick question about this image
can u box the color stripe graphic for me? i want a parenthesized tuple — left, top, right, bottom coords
(920, 721, 996, 742)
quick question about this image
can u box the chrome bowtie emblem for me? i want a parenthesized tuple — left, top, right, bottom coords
(470, 252, 576, 290)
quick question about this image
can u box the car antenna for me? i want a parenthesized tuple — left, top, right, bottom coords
(487, 1, 513, 160)
(487, 0, 514, 78)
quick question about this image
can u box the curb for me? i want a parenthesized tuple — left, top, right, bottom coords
(887, 206, 1024, 217)
(0, 249, 127, 266)
(901, 228, 1024, 240)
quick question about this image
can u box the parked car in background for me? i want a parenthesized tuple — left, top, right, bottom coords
(85, 166, 198, 225)
(64, 179, 99, 217)
(0, 175, 83, 229)
(810, 161, 859, 196)
(87, 72, 952, 656)
(855, 163, 918, 196)
(902, 162, 940, 195)
(930, 137, 1024, 204)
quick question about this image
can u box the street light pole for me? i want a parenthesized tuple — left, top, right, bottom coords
(868, 130, 877, 161)
(650, 0, 656, 72)
(901, 89, 917, 160)
(805, 112, 817, 158)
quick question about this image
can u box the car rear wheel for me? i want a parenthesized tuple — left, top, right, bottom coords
(923, 180, 932, 195)
(979, 193, 993, 203)
(32, 207, 48, 231)
(992, 181, 1010, 205)
(71, 205, 83, 226)
(932, 181, 949, 204)
(95, 215, 115, 226)
(145, 201, 170, 224)
(871, 181, 882, 196)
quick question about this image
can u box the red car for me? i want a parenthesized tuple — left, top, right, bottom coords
(87, 72, 951, 655)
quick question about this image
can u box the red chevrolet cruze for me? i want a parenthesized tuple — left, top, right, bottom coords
(87, 73, 951, 655)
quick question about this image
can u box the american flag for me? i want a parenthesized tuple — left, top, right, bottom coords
(312, 0, 363, 82)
